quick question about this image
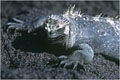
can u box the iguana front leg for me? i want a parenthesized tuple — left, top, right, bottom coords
(59, 43, 94, 70)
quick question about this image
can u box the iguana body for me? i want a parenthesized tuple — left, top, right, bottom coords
(7, 7, 120, 69)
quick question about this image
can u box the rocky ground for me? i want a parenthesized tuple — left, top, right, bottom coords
(1, 1, 119, 79)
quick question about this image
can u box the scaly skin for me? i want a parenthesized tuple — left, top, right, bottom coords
(7, 8, 120, 69)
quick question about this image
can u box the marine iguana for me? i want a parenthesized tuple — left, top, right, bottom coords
(7, 6, 120, 69)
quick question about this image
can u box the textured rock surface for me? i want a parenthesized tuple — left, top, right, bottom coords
(1, 1, 119, 79)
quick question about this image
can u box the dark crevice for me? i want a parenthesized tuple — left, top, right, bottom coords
(12, 32, 70, 56)
(101, 54, 119, 65)
(12, 32, 47, 53)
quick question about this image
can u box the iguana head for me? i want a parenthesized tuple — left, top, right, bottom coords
(42, 15, 70, 44)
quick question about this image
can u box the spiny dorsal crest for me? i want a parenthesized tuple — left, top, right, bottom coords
(115, 15, 120, 20)
(63, 5, 120, 22)
(63, 4, 83, 18)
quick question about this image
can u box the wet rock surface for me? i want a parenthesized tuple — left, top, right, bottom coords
(1, 1, 119, 79)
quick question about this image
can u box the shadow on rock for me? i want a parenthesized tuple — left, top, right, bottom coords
(12, 32, 48, 53)
(12, 32, 68, 56)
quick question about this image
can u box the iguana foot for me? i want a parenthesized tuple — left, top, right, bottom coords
(7, 18, 34, 33)
(7, 18, 24, 31)
(59, 43, 94, 70)
(59, 55, 85, 70)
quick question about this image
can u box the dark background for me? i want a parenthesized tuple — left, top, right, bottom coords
(1, 1, 119, 79)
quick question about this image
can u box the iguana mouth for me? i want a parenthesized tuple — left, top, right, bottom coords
(48, 34, 66, 44)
